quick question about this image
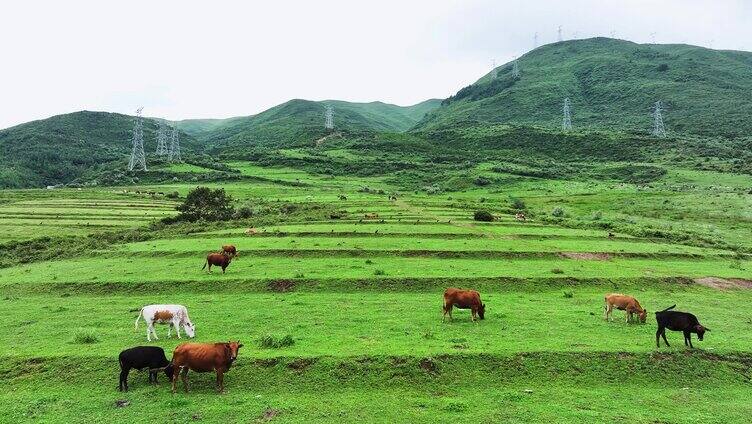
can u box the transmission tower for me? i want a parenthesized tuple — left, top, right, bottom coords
(562, 98, 572, 131)
(652, 101, 667, 137)
(650, 32, 656, 43)
(557, 26, 563, 42)
(324, 104, 334, 130)
(168, 124, 182, 162)
(512, 58, 520, 78)
(127, 107, 147, 171)
(534, 32, 539, 48)
(155, 120, 169, 156)
(491, 59, 497, 79)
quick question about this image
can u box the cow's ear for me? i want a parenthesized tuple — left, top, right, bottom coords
(703, 326, 710, 332)
(238, 343, 244, 348)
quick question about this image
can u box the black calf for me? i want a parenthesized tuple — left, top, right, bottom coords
(118, 346, 174, 391)
(655, 305, 710, 349)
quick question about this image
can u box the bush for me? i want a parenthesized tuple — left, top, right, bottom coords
(373, 269, 386, 276)
(166, 191, 180, 199)
(474, 210, 494, 222)
(551, 207, 565, 217)
(509, 197, 526, 210)
(473, 176, 492, 186)
(233, 204, 253, 219)
(657, 63, 669, 72)
(73, 328, 100, 344)
(591, 210, 603, 221)
(258, 334, 295, 349)
(173, 187, 234, 222)
(563, 291, 574, 298)
(551, 268, 564, 274)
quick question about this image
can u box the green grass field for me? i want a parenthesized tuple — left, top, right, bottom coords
(1, 161, 750, 423)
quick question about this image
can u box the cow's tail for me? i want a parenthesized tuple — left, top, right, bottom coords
(134, 308, 144, 331)
(201, 260, 207, 270)
(656, 304, 676, 314)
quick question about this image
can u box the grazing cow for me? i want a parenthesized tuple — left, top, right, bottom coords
(364, 213, 379, 219)
(171, 341, 244, 393)
(135, 304, 196, 342)
(604, 293, 647, 323)
(221, 244, 238, 257)
(245, 227, 259, 236)
(608, 232, 615, 238)
(118, 346, 174, 391)
(655, 305, 709, 348)
(515, 213, 526, 222)
(443, 288, 486, 322)
(338, 195, 348, 200)
(203, 252, 232, 273)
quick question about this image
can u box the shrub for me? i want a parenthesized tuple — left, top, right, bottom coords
(166, 191, 180, 199)
(591, 210, 603, 221)
(563, 291, 574, 298)
(473, 176, 492, 186)
(551, 207, 565, 217)
(73, 328, 100, 344)
(509, 197, 526, 210)
(233, 204, 253, 219)
(373, 269, 386, 276)
(657, 63, 669, 72)
(474, 210, 494, 222)
(258, 334, 295, 349)
(173, 187, 234, 222)
(551, 268, 564, 274)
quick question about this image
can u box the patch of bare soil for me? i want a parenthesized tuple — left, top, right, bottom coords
(694, 277, 752, 290)
(267, 280, 296, 292)
(256, 408, 280, 422)
(419, 357, 439, 374)
(559, 252, 612, 260)
(287, 358, 316, 372)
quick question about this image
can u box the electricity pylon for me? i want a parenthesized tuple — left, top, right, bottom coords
(128, 107, 147, 171)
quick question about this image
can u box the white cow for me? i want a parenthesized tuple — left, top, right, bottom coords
(135, 304, 196, 342)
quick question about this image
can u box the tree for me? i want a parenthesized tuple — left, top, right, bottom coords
(175, 187, 234, 222)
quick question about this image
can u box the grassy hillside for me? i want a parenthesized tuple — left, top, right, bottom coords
(0, 111, 199, 188)
(417, 38, 752, 137)
(199, 99, 441, 150)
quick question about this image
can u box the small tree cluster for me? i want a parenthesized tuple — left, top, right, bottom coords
(175, 186, 234, 222)
(474, 210, 494, 222)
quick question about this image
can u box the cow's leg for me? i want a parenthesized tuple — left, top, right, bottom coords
(181, 367, 190, 393)
(119, 367, 129, 392)
(656, 327, 664, 347)
(684, 331, 693, 348)
(661, 329, 670, 347)
(625, 311, 631, 323)
(146, 322, 154, 341)
(216, 369, 224, 393)
(442, 303, 449, 322)
(167, 322, 172, 338)
(149, 323, 159, 340)
(471, 308, 477, 322)
(604, 303, 610, 321)
(207, 263, 212, 273)
(171, 367, 179, 393)
(174, 319, 181, 339)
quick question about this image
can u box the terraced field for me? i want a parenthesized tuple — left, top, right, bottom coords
(1, 166, 751, 423)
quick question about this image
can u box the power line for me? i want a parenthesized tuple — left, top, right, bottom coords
(562, 98, 572, 131)
(168, 124, 181, 162)
(127, 107, 146, 171)
(652, 101, 667, 137)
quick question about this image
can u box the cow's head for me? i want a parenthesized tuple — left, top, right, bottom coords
(638, 309, 647, 323)
(164, 363, 175, 380)
(183, 321, 196, 338)
(695, 325, 708, 341)
(225, 341, 243, 362)
(478, 303, 486, 320)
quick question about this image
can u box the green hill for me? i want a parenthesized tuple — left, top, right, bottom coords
(416, 38, 752, 137)
(198, 99, 441, 150)
(0, 111, 198, 188)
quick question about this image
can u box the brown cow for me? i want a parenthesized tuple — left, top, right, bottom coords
(443, 288, 486, 322)
(604, 293, 647, 323)
(171, 341, 243, 393)
(515, 213, 526, 222)
(221, 244, 238, 257)
(202, 253, 232, 273)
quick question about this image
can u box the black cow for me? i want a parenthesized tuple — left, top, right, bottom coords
(118, 346, 174, 391)
(655, 305, 710, 348)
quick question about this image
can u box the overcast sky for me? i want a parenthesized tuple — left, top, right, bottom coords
(1, 0, 750, 129)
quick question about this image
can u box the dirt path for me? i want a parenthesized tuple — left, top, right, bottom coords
(315, 132, 341, 147)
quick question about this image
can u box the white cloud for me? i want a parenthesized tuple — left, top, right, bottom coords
(0, 0, 749, 129)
